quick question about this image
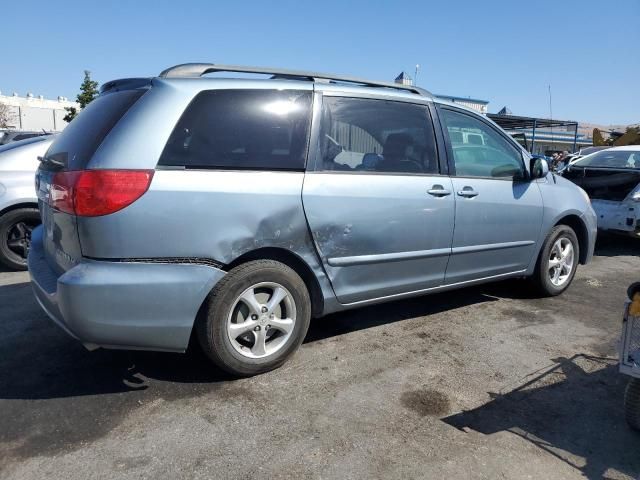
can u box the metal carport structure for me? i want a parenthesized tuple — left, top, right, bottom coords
(487, 113, 579, 153)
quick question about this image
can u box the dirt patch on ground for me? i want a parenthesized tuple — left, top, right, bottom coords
(401, 389, 451, 417)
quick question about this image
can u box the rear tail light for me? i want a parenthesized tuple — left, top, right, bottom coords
(50, 170, 154, 216)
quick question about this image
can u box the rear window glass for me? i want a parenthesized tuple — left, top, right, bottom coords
(158, 89, 312, 170)
(44, 89, 145, 170)
(575, 150, 639, 169)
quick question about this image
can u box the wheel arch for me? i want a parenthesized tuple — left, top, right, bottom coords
(226, 247, 324, 318)
(554, 214, 589, 264)
(0, 201, 40, 218)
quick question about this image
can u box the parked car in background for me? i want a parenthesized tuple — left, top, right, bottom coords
(578, 146, 611, 156)
(0, 130, 52, 146)
(561, 146, 640, 237)
(557, 148, 609, 173)
(0, 135, 54, 269)
(29, 64, 597, 376)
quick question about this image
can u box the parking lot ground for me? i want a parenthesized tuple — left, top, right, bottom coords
(1, 234, 639, 480)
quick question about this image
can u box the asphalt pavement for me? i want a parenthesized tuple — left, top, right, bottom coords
(1, 234, 639, 479)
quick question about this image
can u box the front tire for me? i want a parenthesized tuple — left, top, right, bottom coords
(197, 260, 311, 376)
(532, 225, 579, 296)
(625, 378, 640, 431)
(0, 208, 40, 271)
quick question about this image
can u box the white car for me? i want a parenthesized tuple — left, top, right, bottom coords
(0, 135, 54, 269)
(562, 146, 640, 237)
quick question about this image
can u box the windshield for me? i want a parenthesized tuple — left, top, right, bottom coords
(574, 149, 639, 169)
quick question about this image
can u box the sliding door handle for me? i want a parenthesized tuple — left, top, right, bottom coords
(427, 185, 452, 197)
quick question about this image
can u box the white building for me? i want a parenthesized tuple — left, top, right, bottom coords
(394, 71, 488, 114)
(0, 92, 79, 132)
(432, 93, 489, 114)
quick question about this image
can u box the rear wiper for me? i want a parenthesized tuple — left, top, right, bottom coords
(38, 155, 65, 169)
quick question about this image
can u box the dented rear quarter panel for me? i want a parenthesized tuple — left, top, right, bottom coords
(76, 170, 338, 312)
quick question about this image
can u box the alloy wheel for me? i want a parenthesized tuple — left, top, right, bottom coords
(548, 237, 574, 287)
(226, 282, 297, 359)
(6, 220, 36, 262)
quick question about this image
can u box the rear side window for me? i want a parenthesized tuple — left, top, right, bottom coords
(318, 97, 438, 174)
(159, 90, 312, 171)
(44, 89, 145, 170)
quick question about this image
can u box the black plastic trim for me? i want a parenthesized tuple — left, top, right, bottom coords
(86, 256, 226, 270)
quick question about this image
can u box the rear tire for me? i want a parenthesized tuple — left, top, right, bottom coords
(532, 225, 579, 296)
(0, 208, 40, 271)
(197, 260, 311, 377)
(625, 378, 640, 431)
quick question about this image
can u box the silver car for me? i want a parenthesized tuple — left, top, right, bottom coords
(28, 64, 597, 376)
(0, 136, 54, 269)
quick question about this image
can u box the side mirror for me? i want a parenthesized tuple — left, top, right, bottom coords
(530, 157, 549, 180)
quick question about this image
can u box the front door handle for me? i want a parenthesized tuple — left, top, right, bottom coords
(427, 185, 452, 197)
(457, 187, 479, 198)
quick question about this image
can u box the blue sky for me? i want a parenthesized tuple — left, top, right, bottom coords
(2, 0, 639, 125)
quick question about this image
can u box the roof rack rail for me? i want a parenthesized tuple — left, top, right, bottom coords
(158, 63, 432, 97)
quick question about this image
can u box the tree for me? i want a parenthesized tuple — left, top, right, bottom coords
(63, 70, 99, 123)
(592, 128, 606, 146)
(0, 103, 16, 129)
(613, 126, 640, 146)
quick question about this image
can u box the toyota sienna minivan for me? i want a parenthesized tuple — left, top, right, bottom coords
(29, 63, 597, 376)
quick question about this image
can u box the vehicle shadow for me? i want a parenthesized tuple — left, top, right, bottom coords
(443, 354, 640, 479)
(594, 232, 640, 257)
(305, 286, 503, 343)
(0, 281, 504, 401)
(0, 279, 510, 461)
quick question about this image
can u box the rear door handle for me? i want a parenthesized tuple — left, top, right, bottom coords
(427, 185, 452, 197)
(457, 187, 479, 198)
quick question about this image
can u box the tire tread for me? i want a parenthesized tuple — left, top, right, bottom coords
(0, 207, 40, 271)
(532, 224, 579, 297)
(625, 378, 640, 431)
(196, 259, 310, 376)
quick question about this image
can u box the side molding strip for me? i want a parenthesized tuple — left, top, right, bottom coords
(327, 247, 451, 267)
(451, 240, 535, 255)
(327, 240, 534, 267)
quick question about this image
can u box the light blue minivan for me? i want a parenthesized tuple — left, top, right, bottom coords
(29, 63, 597, 375)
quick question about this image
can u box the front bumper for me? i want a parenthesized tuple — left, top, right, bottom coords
(28, 226, 225, 352)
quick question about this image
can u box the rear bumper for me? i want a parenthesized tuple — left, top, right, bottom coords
(28, 226, 225, 352)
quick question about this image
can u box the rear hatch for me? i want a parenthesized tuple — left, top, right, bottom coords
(36, 89, 147, 275)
